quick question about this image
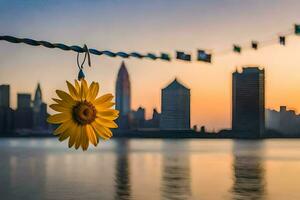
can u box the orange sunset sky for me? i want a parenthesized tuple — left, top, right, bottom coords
(1, 0, 300, 131)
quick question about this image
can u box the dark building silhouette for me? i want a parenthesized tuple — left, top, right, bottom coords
(145, 108, 161, 128)
(130, 107, 145, 129)
(160, 78, 190, 130)
(0, 83, 49, 134)
(33, 83, 42, 111)
(116, 61, 131, 130)
(200, 126, 206, 133)
(0, 107, 14, 134)
(266, 106, 300, 135)
(33, 83, 48, 130)
(0, 85, 13, 134)
(232, 67, 265, 138)
(0, 85, 10, 107)
(17, 93, 31, 109)
(130, 108, 161, 129)
(15, 93, 33, 130)
(266, 108, 280, 131)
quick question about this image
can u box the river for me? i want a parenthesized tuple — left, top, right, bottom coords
(0, 138, 299, 200)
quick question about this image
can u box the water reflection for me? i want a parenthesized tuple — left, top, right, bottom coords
(114, 139, 131, 200)
(2, 138, 300, 200)
(231, 140, 266, 200)
(0, 145, 47, 200)
(161, 140, 191, 200)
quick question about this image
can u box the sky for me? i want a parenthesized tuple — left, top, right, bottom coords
(1, 0, 300, 131)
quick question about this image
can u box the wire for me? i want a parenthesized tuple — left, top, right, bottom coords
(0, 35, 171, 61)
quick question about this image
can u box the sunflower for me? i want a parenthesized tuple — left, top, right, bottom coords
(47, 79, 119, 150)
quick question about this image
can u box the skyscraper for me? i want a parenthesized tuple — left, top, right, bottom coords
(15, 93, 33, 129)
(160, 78, 190, 130)
(232, 67, 265, 138)
(115, 61, 131, 129)
(17, 93, 31, 109)
(33, 83, 42, 113)
(33, 83, 48, 130)
(0, 85, 13, 134)
(0, 85, 10, 107)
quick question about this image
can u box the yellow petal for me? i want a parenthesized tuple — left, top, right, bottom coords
(86, 124, 98, 146)
(47, 113, 72, 124)
(81, 126, 89, 151)
(97, 109, 119, 120)
(52, 98, 62, 104)
(68, 124, 79, 148)
(53, 120, 73, 135)
(81, 79, 88, 99)
(94, 94, 113, 105)
(52, 98, 74, 108)
(66, 81, 79, 100)
(95, 102, 115, 110)
(95, 117, 118, 128)
(75, 126, 83, 149)
(75, 80, 80, 94)
(86, 82, 99, 102)
(92, 121, 113, 140)
(49, 104, 70, 113)
(59, 131, 70, 141)
(56, 90, 75, 104)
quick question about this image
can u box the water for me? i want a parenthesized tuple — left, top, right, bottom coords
(0, 138, 300, 200)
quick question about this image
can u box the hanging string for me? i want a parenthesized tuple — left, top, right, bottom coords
(76, 44, 91, 80)
(213, 27, 298, 56)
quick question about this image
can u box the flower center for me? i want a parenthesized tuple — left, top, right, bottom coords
(72, 101, 96, 125)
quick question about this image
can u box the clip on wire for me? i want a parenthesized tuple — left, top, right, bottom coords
(77, 44, 91, 80)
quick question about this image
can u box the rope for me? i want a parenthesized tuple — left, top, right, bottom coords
(0, 35, 171, 61)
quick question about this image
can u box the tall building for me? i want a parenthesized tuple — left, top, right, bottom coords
(0, 107, 14, 134)
(0, 85, 10, 107)
(115, 61, 131, 129)
(160, 78, 190, 130)
(15, 93, 33, 129)
(232, 67, 265, 137)
(17, 93, 31, 109)
(33, 83, 48, 130)
(0, 85, 13, 134)
(33, 83, 42, 112)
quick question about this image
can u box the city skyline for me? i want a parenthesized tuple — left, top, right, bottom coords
(2, 0, 300, 131)
(3, 65, 300, 136)
(2, 62, 300, 132)
(0, 82, 49, 133)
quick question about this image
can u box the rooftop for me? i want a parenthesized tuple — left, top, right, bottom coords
(117, 61, 129, 78)
(233, 67, 264, 74)
(162, 78, 190, 91)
